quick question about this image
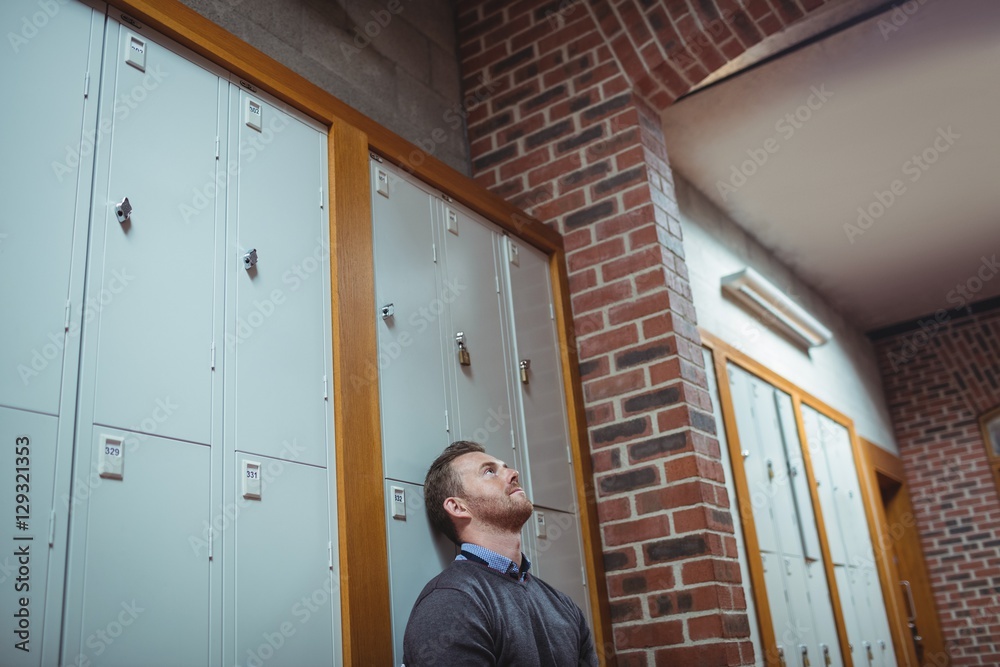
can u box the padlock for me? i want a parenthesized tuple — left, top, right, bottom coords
(800, 645, 810, 667)
(456, 332, 471, 366)
(777, 647, 787, 667)
(820, 643, 832, 666)
(519, 359, 530, 384)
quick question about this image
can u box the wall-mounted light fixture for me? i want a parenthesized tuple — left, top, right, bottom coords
(721, 267, 832, 348)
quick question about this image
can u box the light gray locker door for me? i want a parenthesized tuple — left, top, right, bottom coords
(232, 457, 336, 667)
(774, 394, 822, 561)
(228, 91, 329, 467)
(760, 552, 793, 663)
(71, 431, 211, 666)
(802, 408, 845, 566)
(748, 378, 802, 559)
(370, 164, 449, 484)
(503, 238, 576, 513)
(782, 556, 820, 667)
(802, 559, 843, 667)
(442, 208, 514, 462)
(384, 480, 457, 667)
(527, 508, 591, 627)
(0, 0, 102, 415)
(727, 365, 780, 554)
(834, 564, 864, 666)
(89, 23, 224, 446)
(0, 408, 59, 667)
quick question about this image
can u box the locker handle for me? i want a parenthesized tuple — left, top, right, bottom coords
(115, 197, 132, 224)
(900, 579, 918, 623)
(820, 643, 831, 666)
(519, 359, 530, 384)
(799, 645, 810, 667)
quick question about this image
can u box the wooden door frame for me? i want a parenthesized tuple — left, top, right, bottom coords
(103, 2, 613, 664)
(701, 330, 920, 667)
(864, 439, 949, 666)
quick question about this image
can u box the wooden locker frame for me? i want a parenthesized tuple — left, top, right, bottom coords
(701, 330, 921, 667)
(103, 1, 614, 664)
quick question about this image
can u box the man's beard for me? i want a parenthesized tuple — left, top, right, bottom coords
(465, 487, 534, 533)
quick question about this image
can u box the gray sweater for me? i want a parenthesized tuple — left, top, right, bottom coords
(402, 560, 599, 666)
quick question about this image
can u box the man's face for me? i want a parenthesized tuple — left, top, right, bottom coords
(451, 451, 533, 533)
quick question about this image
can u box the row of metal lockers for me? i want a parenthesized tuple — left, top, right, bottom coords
(0, 1, 593, 666)
(727, 365, 897, 666)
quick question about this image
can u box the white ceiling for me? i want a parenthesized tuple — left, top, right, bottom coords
(660, 0, 1000, 332)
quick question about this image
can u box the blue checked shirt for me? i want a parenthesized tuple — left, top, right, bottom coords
(457, 543, 531, 582)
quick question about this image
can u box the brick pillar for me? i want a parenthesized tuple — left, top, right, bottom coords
(455, 2, 772, 663)
(873, 308, 1000, 665)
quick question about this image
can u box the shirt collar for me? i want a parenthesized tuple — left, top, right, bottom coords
(457, 543, 531, 582)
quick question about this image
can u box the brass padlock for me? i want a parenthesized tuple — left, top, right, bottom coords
(456, 332, 471, 366)
(800, 645, 810, 667)
(519, 359, 530, 384)
(820, 643, 832, 666)
(777, 647, 787, 667)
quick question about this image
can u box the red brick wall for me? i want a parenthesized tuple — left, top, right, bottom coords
(456, 1, 834, 664)
(874, 306, 1000, 666)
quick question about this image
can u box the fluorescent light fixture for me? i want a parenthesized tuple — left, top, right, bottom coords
(721, 268, 832, 348)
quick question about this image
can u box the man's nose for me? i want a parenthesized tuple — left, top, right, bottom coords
(507, 468, 520, 485)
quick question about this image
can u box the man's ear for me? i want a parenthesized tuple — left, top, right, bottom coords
(443, 496, 470, 520)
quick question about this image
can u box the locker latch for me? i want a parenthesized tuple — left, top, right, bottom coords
(799, 645, 810, 667)
(820, 643, 831, 666)
(519, 359, 531, 384)
(864, 641, 873, 665)
(767, 459, 775, 480)
(115, 197, 132, 224)
(456, 332, 471, 366)
(243, 248, 258, 270)
(380, 303, 395, 320)
(777, 647, 786, 667)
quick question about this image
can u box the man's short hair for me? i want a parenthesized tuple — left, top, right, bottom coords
(425, 440, 485, 545)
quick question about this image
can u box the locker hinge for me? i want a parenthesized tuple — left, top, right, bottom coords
(549, 303, 555, 320)
(319, 186, 324, 209)
(215, 136, 220, 160)
(328, 541, 334, 570)
(444, 410, 450, 433)
(369, 151, 383, 163)
(210, 343, 216, 370)
(48, 510, 56, 547)
(83, 72, 90, 98)
(323, 375, 328, 400)
(495, 273, 500, 294)
(64, 300, 71, 331)
(510, 428, 516, 450)
(581, 565, 586, 585)
(566, 444, 573, 464)
(441, 194, 454, 203)
(208, 531, 213, 561)
(432, 243, 437, 263)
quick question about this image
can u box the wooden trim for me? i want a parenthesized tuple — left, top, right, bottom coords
(328, 120, 392, 665)
(704, 346, 780, 666)
(551, 247, 616, 667)
(859, 439, 919, 667)
(979, 406, 1000, 496)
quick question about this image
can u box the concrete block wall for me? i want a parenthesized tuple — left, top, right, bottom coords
(456, 1, 838, 663)
(873, 305, 1000, 666)
(176, 0, 470, 173)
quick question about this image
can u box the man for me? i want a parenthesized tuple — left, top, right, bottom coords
(403, 440, 598, 666)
